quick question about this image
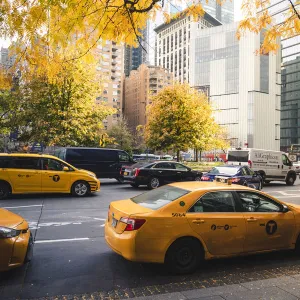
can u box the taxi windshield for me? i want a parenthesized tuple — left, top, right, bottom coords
(131, 186, 189, 210)
(209, 167, 239, 175)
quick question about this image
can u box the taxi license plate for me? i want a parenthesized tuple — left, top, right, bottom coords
(111, 218, 118, 228)
(124, 172, 128, 176)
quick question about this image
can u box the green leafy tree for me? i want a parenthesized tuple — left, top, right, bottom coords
(7, 59, 115, 147)
(145, 83, 223, 162)
(107, 117, 134, 153)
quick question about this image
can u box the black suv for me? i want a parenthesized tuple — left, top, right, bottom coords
(121, 161, 203, 189)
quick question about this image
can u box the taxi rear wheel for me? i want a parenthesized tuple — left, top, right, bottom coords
(0, 182, 10, 200)
(71, 181, 90, 197)
(165, 238, 203, 274)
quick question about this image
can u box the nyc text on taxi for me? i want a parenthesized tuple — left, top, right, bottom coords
(106, 181, 300, 274)
(0, 154, 100, 199)
(0, 208, 33, 271)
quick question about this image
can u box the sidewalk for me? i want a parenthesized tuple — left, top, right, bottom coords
(129, 275, 300, 300)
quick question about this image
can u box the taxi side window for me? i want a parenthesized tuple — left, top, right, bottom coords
(42, 158, 65, 171)
(189, 192, 236, 213)
(10, 157, 40, 170)
(237, 192, 281, 213)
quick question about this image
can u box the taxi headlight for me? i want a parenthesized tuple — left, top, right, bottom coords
(0, 226, 21, 238)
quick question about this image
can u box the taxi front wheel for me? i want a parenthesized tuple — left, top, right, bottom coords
(71, 181, 90, 197)
(165, 238, 203, 274)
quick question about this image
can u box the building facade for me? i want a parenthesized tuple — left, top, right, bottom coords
(0, 47, 15, 69)
(261, 1, 300, 150)
(124, 64, 173, 132)
(96, 41, 124, 130)
(124, 25, 149, 77)
(200, 0, 234, 24)
(190, 22, 281, 150)
(155, 12, 221, 82)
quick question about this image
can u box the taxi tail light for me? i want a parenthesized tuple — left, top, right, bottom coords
(248, 160, 252, 168)
(231, 177, 240, 183)
(134, 168, 141, 177)
(120, 217, 146, 231)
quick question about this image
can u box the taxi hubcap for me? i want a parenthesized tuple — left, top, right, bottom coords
(177, 247, 193, 266)
(75, 183, 87, 195)
(151, 178, 159, 188)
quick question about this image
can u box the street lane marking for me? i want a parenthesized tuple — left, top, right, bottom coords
(101, 224, 105, 227)
(35, 238, 90, 244)
(93, 218, 106, 221)
(2, 204, 43, 209)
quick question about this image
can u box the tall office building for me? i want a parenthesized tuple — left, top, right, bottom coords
(155, 11, 221, 82)
(187, 0, 234, 24)
(261, 1, 300, 150)
(124, 64, 173, 132)
(0, 47, 15, 69)
(124, 25, 149, 77)
(96, 41, 124, 130)
(190, 22, 281, 150)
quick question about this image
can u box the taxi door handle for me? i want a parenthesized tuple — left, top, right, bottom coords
(247, 218, 257, 222)
(192, 219, 205, 224)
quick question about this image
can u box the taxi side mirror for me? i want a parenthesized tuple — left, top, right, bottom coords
(63, 166, 69, 172)
(282, 205, 289, 213)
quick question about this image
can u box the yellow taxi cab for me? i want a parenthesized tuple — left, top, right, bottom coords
(0, 153, 100, 199)
(0, 208, 33, 271)
(105, 179, 300, 274)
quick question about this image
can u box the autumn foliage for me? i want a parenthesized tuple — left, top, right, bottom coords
(144, 83, 228, 159)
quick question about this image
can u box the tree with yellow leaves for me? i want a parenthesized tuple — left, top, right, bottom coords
(237, 0, 300, 54)
(0, 55, 115, 147)
(144, 83, 226, 162)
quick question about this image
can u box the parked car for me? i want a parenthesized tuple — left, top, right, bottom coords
(121, 161, 202, 189)
(293, 161, 300, 175)
(226, 148, 297, 185)
(54, 147, 135, 182)
(201, 165, 263, 190)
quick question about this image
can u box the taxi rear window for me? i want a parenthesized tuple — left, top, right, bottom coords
(131, 186, 189, 210)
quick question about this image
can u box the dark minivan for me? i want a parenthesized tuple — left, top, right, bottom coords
(54, 147, 134, 181)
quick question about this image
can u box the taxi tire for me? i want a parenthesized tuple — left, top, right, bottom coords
(0, 182, 10, 200)
(165, 237, 203, 274)
(71, 181, 90, 197)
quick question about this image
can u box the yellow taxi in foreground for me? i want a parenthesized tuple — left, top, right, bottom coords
(105, 181, 300, 274)
(0, 208, 33, 271)
(0, 153, 100, 199)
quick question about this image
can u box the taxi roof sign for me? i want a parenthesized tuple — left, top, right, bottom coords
(215, 176, 232, 185)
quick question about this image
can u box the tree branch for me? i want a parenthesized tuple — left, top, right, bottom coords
(287, 0, 300, 20)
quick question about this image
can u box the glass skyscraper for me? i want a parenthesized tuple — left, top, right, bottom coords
(263, 1, 300, 150)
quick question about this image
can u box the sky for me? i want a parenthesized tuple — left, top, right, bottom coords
(0, 0, 244, 48)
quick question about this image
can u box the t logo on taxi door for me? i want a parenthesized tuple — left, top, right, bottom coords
(53, 175, 60, 182)
(266, 220, 277, 235)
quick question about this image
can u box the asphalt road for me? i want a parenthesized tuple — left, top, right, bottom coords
(1, 179, 300, 299)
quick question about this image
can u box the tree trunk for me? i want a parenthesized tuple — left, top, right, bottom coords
(200, 150, 202, 162)
(177, 150, 180, 162)
(195, 149, 199, 162)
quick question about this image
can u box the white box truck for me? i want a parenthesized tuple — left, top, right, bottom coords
(226, 148, 297, 185)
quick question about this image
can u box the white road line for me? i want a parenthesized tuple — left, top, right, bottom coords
(93, 218, 106, 221)
(35, 238, 90, 244)
(2, 204, 43, 209)
(101, 224, 105, 227)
